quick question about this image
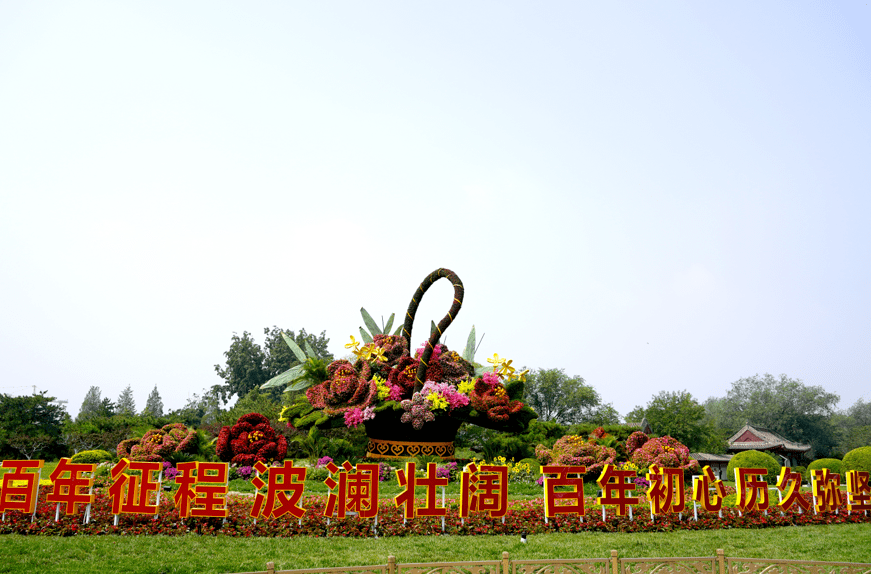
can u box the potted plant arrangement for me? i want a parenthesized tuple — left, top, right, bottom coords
(267, 268, 538, 459)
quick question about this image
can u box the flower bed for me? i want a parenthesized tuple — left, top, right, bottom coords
(0, 490, 867, 538)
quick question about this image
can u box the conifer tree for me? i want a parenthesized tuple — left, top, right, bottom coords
(77, 386, 103, 422)
(143, 385, 163, 417)
(116, 384, 136, 416)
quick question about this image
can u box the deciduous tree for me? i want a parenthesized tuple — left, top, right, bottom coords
(523, 368, 617, 425)
(704, 373, 839, 459)
(214, 327, 332, 403)
(626, 390, 719, 452)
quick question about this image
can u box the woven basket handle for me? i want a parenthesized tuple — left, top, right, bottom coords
(401, 268, 464, 392)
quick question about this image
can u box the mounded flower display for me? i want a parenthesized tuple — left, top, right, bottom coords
(216, 413, 288, 466)
(116, 423, 198, 463)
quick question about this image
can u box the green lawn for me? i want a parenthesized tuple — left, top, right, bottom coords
(1, 523, 870, 574)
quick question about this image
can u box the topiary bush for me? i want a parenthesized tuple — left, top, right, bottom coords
(726, 450, 781, 485)
(842, 446, 871, 474)
(70, 449, 114, 464)
(808, 458, 844, 477)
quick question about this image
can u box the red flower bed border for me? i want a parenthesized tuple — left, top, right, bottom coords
(0, 491, 868, 537)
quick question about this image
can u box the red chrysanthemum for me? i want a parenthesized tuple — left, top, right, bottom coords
(306, 360, 377, 415)
(216, 412, 287, 465)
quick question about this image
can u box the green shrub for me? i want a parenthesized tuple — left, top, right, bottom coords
(791, 465, 807, 482)
(307, 466, 329, 482)
(842, 446, 871, 474)
(808, 458, 843, 477)
(70, 449, 114, 464)
(725, 450, 781, 485)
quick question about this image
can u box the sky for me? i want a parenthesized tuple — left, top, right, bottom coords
(1, 2, 869, 421)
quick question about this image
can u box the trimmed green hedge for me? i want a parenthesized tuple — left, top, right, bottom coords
(725, 450, 781, 485)
(843, 446, 871, 474)
(69, 449, 114, 464)
(808, 458, 843, 477)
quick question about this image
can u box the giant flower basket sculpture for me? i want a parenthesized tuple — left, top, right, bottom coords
(270, 268, 538, 459)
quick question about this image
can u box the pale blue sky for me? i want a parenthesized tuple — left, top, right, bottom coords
(1, 2, 869, 419)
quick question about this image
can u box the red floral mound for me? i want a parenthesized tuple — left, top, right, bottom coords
(116, 423, 198, 463)
(216, 412, 288, 466)
(630, 435, 698, 471)
(469, 379, 523, 422)
(535, 435, 617, 477)
(306, 360, 377, 416)
(625, 431, 649, 455)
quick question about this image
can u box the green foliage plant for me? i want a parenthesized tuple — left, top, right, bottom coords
(726, 449, 782, 485)
(807, 458, 844, 476)
(843, 446, 871, 473)
(69, 449, 114, 464)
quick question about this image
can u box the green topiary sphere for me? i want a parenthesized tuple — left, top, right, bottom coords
(725, 450, 781, 485)
(70, 449, 115, 464)
(843, 446, 871, 474)
(808, 458, 844, 477)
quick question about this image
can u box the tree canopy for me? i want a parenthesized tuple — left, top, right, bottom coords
(0, 392, 68, 459)
(213, 327, 332, 403)
(704, 373, 840, 458)
(523, 368, 618, 425)
(626, 390, 720, 452)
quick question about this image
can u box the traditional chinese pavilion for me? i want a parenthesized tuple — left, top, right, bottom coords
(726, 424, 811, 467)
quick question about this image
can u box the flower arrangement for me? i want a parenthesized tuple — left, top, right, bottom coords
(116, 423, 198, 463)
(273, 269, 538, 438)
(216, 413, 288, 466)
(627, 433, 698, 472)
(534, 435, 617, 477)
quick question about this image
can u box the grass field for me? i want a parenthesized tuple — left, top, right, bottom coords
(1, 523, 870, 574)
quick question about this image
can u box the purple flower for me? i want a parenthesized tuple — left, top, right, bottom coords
(316, 456, 334, 469)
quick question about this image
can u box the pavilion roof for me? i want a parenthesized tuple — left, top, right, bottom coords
(726, 424, 811, 453)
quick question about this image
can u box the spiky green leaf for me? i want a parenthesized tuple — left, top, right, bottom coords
(462, 325, 476, 362)
(393, 324, 403, 336)
(304, 340, 318, 359)
(261, 364, 305, 389)
(384, 313, 395, 335)
(360, 307, 382, 336)
(359, 327, 373, 344)
(281, 333, 307, 363)
(430, 320, 437, 337)
(285, 378, 318, 392)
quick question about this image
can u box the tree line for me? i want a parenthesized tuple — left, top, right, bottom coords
(1, 326, 866, 462)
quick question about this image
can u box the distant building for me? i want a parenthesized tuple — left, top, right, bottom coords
(726, 424, 811, 467)
(687, 424, 811, 480)
(625, 417, 653, 435)
(688, 452, 732, 480)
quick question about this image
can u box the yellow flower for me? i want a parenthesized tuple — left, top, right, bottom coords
(457, 377, 476, 395)
(511, 369, 529, 382)
(498, 359, 516, 378)
(345, 335, 361, 351)
(427, 392, 448, 411)
(370, 347, 387, 363)
(373, 375, 391, 400)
